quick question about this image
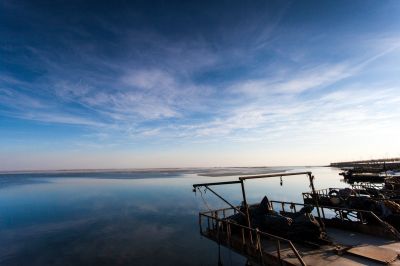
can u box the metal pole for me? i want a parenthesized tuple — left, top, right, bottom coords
(193, 180, 242, 188)
(240, 180, 253, 244)
(205, 185, 246, 217)
(239, 171, 311, 181)
(276, 240, 282, 266)
(308, 173, 324, 229)
(308, 172, 317, 196)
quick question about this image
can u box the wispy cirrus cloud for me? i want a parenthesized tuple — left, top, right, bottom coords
(229, 63, 352, 96)
(2, 35, 400, 143)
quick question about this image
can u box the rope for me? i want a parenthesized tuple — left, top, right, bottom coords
(198, 187, 212, 211)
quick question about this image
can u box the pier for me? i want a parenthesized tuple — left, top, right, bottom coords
(330, 158, 400, 173)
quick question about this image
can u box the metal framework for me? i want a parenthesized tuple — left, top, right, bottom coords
(193, 171, 321, 233)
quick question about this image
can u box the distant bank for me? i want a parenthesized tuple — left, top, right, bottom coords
(330, 158, 400, 173)
(0, 166, 290, 177)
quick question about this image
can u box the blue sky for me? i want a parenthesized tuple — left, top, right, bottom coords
(1, 0, 400, 170)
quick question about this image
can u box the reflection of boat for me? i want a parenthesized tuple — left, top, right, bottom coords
(193, 172, 400, 265)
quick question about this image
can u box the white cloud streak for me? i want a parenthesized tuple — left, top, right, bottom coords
(1, 19, 400, 166)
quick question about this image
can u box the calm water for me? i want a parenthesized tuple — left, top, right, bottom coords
(0, 167, 345, 265)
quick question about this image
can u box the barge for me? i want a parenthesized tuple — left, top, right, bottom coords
(193, 172, 400, 265)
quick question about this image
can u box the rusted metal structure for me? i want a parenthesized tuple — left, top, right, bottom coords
(194, 172, 318, 234)
(199, 206, 306, 266)
(193, 172, 400, 265)
(302, 182, 400, 231)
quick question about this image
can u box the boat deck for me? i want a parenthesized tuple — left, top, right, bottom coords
(204, 226, 400, 265)
(199, 202, 400, 266)
(288, 228, 400, 265)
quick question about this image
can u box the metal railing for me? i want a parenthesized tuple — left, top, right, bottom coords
(199, 207, 306, 266)
(351, 184, 400, 200)
(302, 187, 400, 206)
(270, 200, 400, 240)
(302, 187, 361, 200)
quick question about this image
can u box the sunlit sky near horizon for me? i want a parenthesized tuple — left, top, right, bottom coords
(1, 0, 400, 171)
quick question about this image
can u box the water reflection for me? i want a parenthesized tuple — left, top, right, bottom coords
(0, 167, 342, 265)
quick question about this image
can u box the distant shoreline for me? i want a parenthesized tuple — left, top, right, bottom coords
(0, 166, 322, 176)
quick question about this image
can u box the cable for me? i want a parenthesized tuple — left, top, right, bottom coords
(198, 187, 212, 211)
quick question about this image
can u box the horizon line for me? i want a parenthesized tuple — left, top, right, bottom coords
(0, 165, 327, 174)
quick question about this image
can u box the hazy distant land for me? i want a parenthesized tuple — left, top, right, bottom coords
(0, 167, 290, 177)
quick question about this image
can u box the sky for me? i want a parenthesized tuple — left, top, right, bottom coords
(1, 0, 400, 170)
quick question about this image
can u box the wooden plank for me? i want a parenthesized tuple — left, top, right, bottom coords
(346, 245, 399, 264)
